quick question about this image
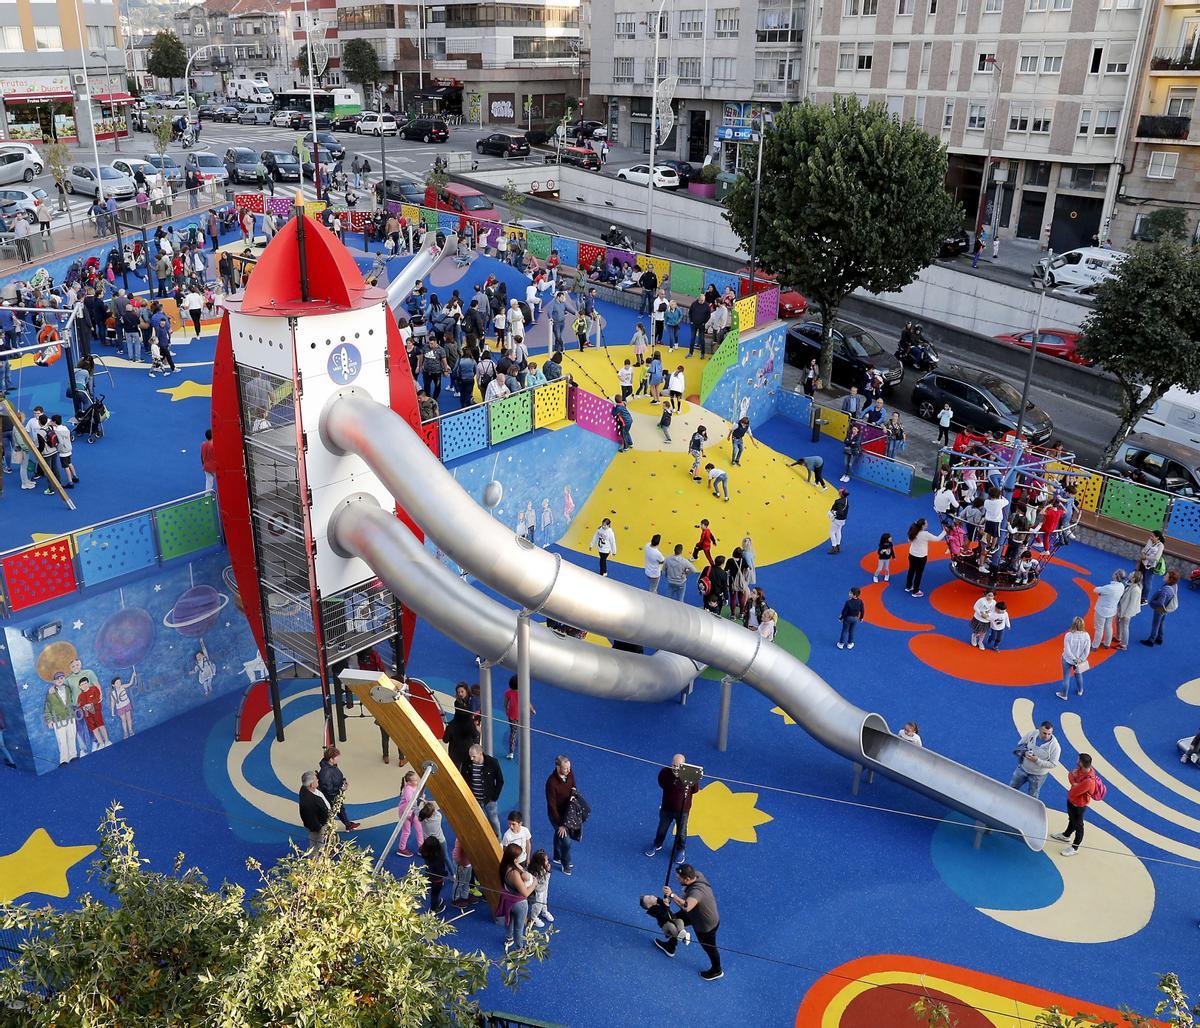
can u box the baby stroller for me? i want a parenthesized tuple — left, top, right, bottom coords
(76, 394, 108, 443)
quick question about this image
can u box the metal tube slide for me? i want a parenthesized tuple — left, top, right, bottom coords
(322, 391, 1048, 849)
(384, 230, 460, 314)
(330, 497, 704, 703)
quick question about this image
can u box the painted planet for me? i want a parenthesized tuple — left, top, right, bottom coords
(483, 480, 503, 509)
(94, 609, 155, 669)
(35, 640, 79, 683)
(163, 585, 230, 637)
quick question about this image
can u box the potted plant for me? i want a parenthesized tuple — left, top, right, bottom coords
(688, 162, 719, 198)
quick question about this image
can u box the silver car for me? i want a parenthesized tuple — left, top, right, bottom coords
(64, 164, 135, 200)
(111, 157, 162, 189)
(0, 150, 42, 185)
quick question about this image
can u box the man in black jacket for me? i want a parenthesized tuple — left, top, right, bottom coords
(645, 753, 694, 864)
(638, 265, 659, 315)
(459, 743, 503, 836)
(298, 769, 331, 857)
(687, 298, 710, 358)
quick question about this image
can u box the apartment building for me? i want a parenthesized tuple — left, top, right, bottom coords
(0, 0, 127, 144)
(1110, 0, 1200, 244)
(175, 0, 293, 95)
(590, 0, 806, 164)
(291, 0, 342, 87)
(808, 0, 1154, 250)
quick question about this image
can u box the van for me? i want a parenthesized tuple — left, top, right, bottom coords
(1135, 386, 1200, 449)
(1036, 246, 1126, 289)
(227, 78, 274, 104)
(1104, 431, 1200, 498)
(237, 104, 273, 125)
(423, 183, 500, 224)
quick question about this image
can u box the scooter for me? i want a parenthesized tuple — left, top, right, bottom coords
(180, 130, 196, 149)
(895, 323, 940, 372)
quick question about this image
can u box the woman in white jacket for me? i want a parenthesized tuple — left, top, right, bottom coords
(589, 517, 617, 577)
(1114, 569, 1143, 650)
(1058, 616, 1092, 701)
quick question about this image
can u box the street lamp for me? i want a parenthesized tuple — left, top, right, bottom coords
(300, 0, 323, 200)
(1014, 253, 1052, 442)
(90, 48, 120, 153)
(70, 0, 105, 202)
(972, 55, 1002, 252)
(645, 0, 671, 254)
(747, 110, 772, 292)
(184, 43, 223, 133)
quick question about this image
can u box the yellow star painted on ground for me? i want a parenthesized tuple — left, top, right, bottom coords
(686, 781, 773, 850)
(0, 828, 95, 903)
(770, 706, 797, 726)
(157, 379, 212, 402)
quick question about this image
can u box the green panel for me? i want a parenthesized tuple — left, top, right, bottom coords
(488, 390, 533, 443)
(155, 496, 221, 561)
(699, 317, 741, 403)
(526, 230, 551, 260)
(421, 207, 439, 230)
(670, 262, 704, 297)
(1098, 478, 1170, 531)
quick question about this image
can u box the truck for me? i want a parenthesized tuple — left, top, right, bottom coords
(227, 78, 275, 105)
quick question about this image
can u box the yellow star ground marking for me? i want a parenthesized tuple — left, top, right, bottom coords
(770, 706, 797, 726)
(0, 828, 95, 903)
(157, 379, 213, 402)
(687, 781, 773, 850)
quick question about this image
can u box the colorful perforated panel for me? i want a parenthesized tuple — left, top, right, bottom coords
(855, 453, 915, 493)
(438, 212, 457, 234)
(527, 231, 551, 260)
(734, 294, 757, 331)
(400, 203, 420, 223)
(266, 197, 293, 217)
(488, 391, 533, 443)
(551, 236, 579, 268)
(1071, 468, 1104, 512)
(439, 405, 489, 462)
(578, 241, 605, 270)
(348, 211, 370, 231)
(155, 496, 221, 562)
(1167, 498, 1200, 545)
(76, 513, 158, 588)
(777, 390, 812, 424)
(573, 387, 621, 443)
(419, 419, 440, 457)
(2, 538, 77, 613)
(506, 226, 527, 246)
(533, 380, 569, 427)
(639, 255, 669, 282)
(479, 222, 501, 248)
(703, 269, 739, 296)
(670, 262, 704, 297)
(235, 193, 264, 213)
(755, 287, 780, 324)
(421, 207, 439, 230)
(819, 406, 851, 441)
(385, 200, 403, 216)
(608, 247, 636, 268)
(699, 325, 740, 403)
(1099, 478, 1170, 531)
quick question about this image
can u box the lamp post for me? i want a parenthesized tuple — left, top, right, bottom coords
(972, 55, 1002, 252)
(747, 110, 772, 292)
(300, 0, 323, 200)
(645, 0, 670, 254)
(1014, 254, 1051, 442)
(70, 0, 105, 202)
(988, 163, 1008, 254)
(184, 43, 222, 136)
(91, 48, 121, 153)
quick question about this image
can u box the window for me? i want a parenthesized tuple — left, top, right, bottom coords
(1028, 0, 1047, 9)
(756, 2, 803, 41)
(87, 25, 117, 48)
(1090, 46, 1103, 73)
(1051, 0, 1071, 8)
(711, 57, 736, 82)
(892, 42, 910, 73)
(654, 10, 669, 35)
(863, 0, 878, 13)
(920, 42, 932, 74)
(1031, 105, 1052, 132)
(977, 51, 996, 72)
(958, 0, 968, 11)
(613, 57, 634, 82)
(1148, 151, 1179, 179)
(1025, 161, 1051, 186)
(844, 0, 860, 14)
(1167, 88, 1196, 117)
(714, 7, 739, 34)
(1060, 164, 1108, 190)
(1009, 103, 1030, 130)
(887, 95, 904, 118)
(678, 9, 704, 36)
(33, 26, 61, 49)
(838, 44, 856, 71)
(1019, 48, 1039, 73)
(753, 56, 802, 93)
(897, 0, 914, 13)
(0, 26, 19, 50)
(1042, 52, 1063, 73)
(929, 0, 937, 11)
(858, 46, 873, 70)
(1078, 108, 1092, 134)
(984, 0, 1001, 11)
(1104, 45, 1131, 74)
(1094, 109, 1119, 135)
(968, 103, 987, 129)
(943, 98, 955, 127)
(677, 57, 701, 82)
(614, 13, 637, 37)
(914, 96, 927, 124)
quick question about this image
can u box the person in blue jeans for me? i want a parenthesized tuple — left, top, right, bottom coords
(837, 586, 865, 650)
(612, 395, 633, 452)
(727, 417, 756, 466)
(687, 297, 710, 357)
(1142, 570, 1180, 647)
(705, 462, 729, 500)
(545, 755, 577, 875)
(663, 545, 697, 602)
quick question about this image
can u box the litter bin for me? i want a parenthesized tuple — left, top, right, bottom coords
(715, 171, 739, 201)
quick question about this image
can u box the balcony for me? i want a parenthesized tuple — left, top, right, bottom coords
(1150, 47, 1200, 73)
(1137, 113, 1192, 139)
(753, 80, 801, 97)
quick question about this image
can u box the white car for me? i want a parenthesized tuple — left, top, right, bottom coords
(0, 141, 43, 165)
(616, 164, 680, 189)
(271, 109, 294, 127)
(357, 111, 398, 136)
(64, 164, 135, 200)
(0, 184, 50, 217)
(111, 157, 161, 189)
(1036, 246, 1127, 289)
(159, 96, 186, 109)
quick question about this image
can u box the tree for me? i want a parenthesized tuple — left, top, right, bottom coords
(295, 44, 328, 88)
(146, 31, 187, 95)
(152, 114, 174, 164)
(425, 163, 448, 195)
(342, 39, 380, 107)
(1137, 207, 1189, 244)
(1076, 237, 1200, 463)
(0, 806, 547, 1025)
(723, 96, 959, 388)
(502, 179, 526, 220)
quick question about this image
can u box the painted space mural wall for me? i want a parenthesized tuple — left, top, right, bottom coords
(702, 325, 786, 427)
(0, 549, 262, 775)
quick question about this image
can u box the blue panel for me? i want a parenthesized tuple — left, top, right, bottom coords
(439, 405, 490, 462)
(76, 513, 159, 587)
(703, 269, 739, 296)
(1167, 497, 1200, 545)
(854, 453, 914, 494)
(552, 235, 579, 268)
(776, 390, 812, 424)
(438, 212, 457, 234)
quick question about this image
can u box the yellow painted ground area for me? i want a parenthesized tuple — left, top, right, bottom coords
(559, 344, 708, 403)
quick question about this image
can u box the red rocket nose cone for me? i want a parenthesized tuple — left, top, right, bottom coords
(238, 213, 384, 315)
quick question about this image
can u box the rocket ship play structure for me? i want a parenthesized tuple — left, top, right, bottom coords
(209, 202, 1051, 858)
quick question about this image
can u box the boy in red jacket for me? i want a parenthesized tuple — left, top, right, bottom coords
(1051, 753, 1103, 856)
(692, 519, 717, 566)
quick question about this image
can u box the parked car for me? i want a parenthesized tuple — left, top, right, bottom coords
(424, 182, 499, 223)
(237, 104, 273, 125)
(224, 147, 264, 184)
(111, 157, 161, 188)
(332, 112, 363, 132)
(184, 150, 228, 185)
(0, 142, 43, 164)
(939, 227, 971, 257)
(476, 132, 530, 158)
(159, 96, 187, 109)
(399, 118, 448, 143)
(1105, 432, 1200, 497)
(271, 109, 298, 128)
(993, 328, 1090, 366)
(260, 149, 301, 182)
(657, 159, 695, 186)
(561, 119, 607, 141)
(1036, 246, 1127, 289)
(356, 111, 397, 136)
(616, 164, 680, 189)
(300, 131, 345, 160)
(779, 290, 808, 318)
(549, 145, 600, 170)
(213, 105, 241, 123)
(143, 152, 183, 187)
(0, 150, 42, 185)
(197, 102, 223, 118)
(910, 365, 1054, 444)
(374, 177, 424, 204)
(786, 320, 904, 392)
(64, 164, 135, 199)
(0, 185, 49, 218)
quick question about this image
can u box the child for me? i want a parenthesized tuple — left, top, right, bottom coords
(985, 601, 1011, 651)
(573, 311, 589, 350)
(493, 306, 507, 347)
(970, 590, 996, 649)
(692, 519, 716, 565)
(874, 532, 894, 583)
(503, 675, 536, 760)
(657, 403, 673, 443)
(937, 403, 954, 445)
(1016, 549, 1039, 585)
(668, 366, 686, 412)
(395, 770, 424, 857)
(688, 426, 708, 480)
(630, 322, 648, 366)
(589, 517, 617, 576)
(501, 810, 532, 863)
(617, 359, 634, 400)
(758, 607, 778, 642)
(705, 462, 730, 501)
(837, 586, 865, 650)
(451, 837, 475, 907)
(528, 849, 554, 928)
(419, 836, 449, 914)
(419, 799, 445, 845)
(898, 722, 923, 746)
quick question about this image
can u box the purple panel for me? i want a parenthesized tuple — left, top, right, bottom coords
(480, 222, 501, 247)
(755, 286, 779, 324)
(608, 248, 637, 268)
(266, 196, 293, 217)
(573, 388, 621, 444)
(386, 200, 403, 216)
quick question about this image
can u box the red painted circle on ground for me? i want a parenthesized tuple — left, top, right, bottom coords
(839, 984, 993, 1028)
(927, 577, 1058, 620)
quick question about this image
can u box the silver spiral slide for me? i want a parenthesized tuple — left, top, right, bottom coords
(383, 230, 458, 314)
(321, 389, 1049, 850)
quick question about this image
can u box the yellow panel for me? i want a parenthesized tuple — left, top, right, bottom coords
(734, 294, 757, 329)
(400, 203, 420, 223)
(532, 379, 568, 427)
(637, 254, 670, 281)
(820, 406, 850, 440)
(303, 200, 326, 217)
(1073, 470, 1104, 512)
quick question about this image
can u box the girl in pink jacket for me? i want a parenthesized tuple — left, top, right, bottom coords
(396, 770, 424, 857)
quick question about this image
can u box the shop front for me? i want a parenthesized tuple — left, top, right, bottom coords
(0, 75, 77, 143)
(91, 92, 134, 142)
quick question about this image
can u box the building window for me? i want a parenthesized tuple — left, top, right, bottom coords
(711, 57, 736, 82)
(858, 46, 873, 70)
(1167, 88, 1196, 117)
(614, 13, 637, 38)
(1009, 103, 1030, 131)
(1104, 45, 1131, 74)
(754, 56, 801, 94)
(337, 4, 394, 30)
(756, 1, 803, 42)
(958, 0, 968, 11)
(920, 41, 932, 74)
(1042, 52, 1063, 73)
(1090, 46, 1103, 73)
(613, 57, 634, 82)
(1019, 48, 1038, 73)
(943, 98, 955, 127)
(1094, 109, 1119, 135)
(886, 95, 904, 118)
(914, 96, 926, 123)
(892, 42, 910, 73)
(1132, 213, 1148, 239)
(968, 103, 987, 129)
(1028, 0, 1047, 10)
(678, 9, 705, 36)
(929, 0, 937, 12)
(897, 0, 914, 14)
(1078, 108, 1091, 134)
(1061, 164, 1108, 190)
(984, 0, 1001, 11)
(87, 25, 117, 48)
(1025, 162, 1051, 186)
(838, 44, 856, 72)
(977, 51, 996, 72)
(1031, 106, 1052, 132)
(844, 0, 860, 14)
(677, 57, 702, 82)
(0, 26, 19, 50)
(1147, 151, 1179, 179)
(33, 26, 62, 49)
(863, 0, 879, 13)
(714, 7, 739, 35)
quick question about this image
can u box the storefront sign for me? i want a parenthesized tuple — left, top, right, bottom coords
(717, 125, 752, 142)
(0, 74, 71, 99)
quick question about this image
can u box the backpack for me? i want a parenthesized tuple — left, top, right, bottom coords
(1164, 587, 1179, 614)
(1091, 775, 1107, 802)
(697, 565, 712, 598)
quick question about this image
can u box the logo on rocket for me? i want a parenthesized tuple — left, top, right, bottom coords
(328, 343, 362, 384)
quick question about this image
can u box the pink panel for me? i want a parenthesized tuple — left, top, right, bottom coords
(573, 388, 621, 443)
(756, 287, 779, 324)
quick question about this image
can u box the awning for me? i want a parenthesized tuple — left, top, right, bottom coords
(3, 93, 72, 104)
(93, 93, 135, 105)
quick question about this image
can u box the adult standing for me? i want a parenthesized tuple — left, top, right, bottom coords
(663, 545, 698, 602)
(441, 700, 479, 771)
(298, 769, 332, 857)
(1138, 531, 1165, 602)
(904, 518, 945, 598)
(652, 864, 723, 980)
(885, 413, 906, 460)
(317, 746, 360, 830)
(1114, 569, 1143, 651)
(545, 754, 578, 875)
(459, 743, 503, 836)
(1009, 721, 1060, 799)
(1091, 570, 1126, 650)
(644, 534, 666, 592)
(727, 418, 756, 467)
(1050, 753, 1104, 857)
(645, 753, 693, 862)
(498, 843, 535, 952)
(827, 488, 849, 555)
(638, 263, 658, 316)
(1141, 570, 1181, 647)
(1057, 616, 1092, 701)
(686, 297, 709, 358)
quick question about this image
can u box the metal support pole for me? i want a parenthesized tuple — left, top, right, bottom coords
(517, 611, 532, 828)
(374, 759, 436, 873)
(973, 820, 987, 850)
(114, 218, 130, 293)
(716, 674, 733, 752)
(477, 659, 493, 755)
(1014, 263, 1049, 442)
(644, 0, 667, 254)
(748, 116, 766, 292)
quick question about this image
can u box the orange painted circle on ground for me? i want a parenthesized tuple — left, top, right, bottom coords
(858, 539, 949, 576)
(927, 578, 1058, 620)
(858, 581, 933, 633)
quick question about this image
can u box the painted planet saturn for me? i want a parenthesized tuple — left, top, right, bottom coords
(163, 585, 230, 637)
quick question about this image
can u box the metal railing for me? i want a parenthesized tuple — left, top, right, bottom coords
(1151, 46, 1200, 72)
(1136, 113, 1192, 139)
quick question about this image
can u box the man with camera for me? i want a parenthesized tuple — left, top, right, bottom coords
(645, 753, 695, 864)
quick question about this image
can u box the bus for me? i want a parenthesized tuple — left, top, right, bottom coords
(274, 88, 360, 119)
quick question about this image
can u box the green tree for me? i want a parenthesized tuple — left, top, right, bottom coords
(0, 806, 547, 1025)
(723, 96, 959, 388)
(295, 44, 328, 87)
(1076, 237, 1200, 463)
(341, 39, 380, 108)
(146, 31, 187, 95)
(425, 163, 448, 195)
(502, 178, 526, 220)
(1137, 207, 1189, 244)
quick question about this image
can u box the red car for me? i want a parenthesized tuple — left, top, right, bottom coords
(734, 265, 807, 316)
(779, 290, 808, 317)
(994, 328, 1091, 366)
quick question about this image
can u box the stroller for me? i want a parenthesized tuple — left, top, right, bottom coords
(76, 394, 108, 443)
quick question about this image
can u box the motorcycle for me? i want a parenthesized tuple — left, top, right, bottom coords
(896, 322, 940, 372)
(601, 225, 634, 251)
(180, 130, 196, 149)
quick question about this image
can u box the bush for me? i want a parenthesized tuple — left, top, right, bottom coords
(697, 163, 720, 185)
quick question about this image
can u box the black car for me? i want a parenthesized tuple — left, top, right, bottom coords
(399, 118, 448, 143)
(331, 113, 362, 132)
(910, 365, 1054, 444)
(564, 119, 607, 141)
(548, 145, 601, 170)
(658, 159, 694, 186)
(224, 146, 263, 184)
(374, 178, 424, 204)
(785, 320, 905, 392)
(213, 105, 241, 123)
(476, 132, 530, 158)
(197, 102, 223, 118)
(260, 149, 301, 182)
(300, 131, 345, 160)
(940, 227, 971, 258)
